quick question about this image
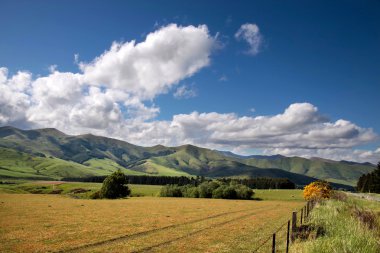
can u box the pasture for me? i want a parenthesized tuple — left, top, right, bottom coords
(0, 188, 304, 253)
(0, 180, 304, 200)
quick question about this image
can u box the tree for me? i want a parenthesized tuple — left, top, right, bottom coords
(303, 181, 332, 201)
(198, 181, 220, 198)
(99, 170, 131, 199)
(159, 184, 183, 197)
(357, 162, 380, 193)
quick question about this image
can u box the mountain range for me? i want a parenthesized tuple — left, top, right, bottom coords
(0, 126, 376, 189)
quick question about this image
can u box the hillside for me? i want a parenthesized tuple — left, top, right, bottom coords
(230, 155, 374, 186)
(0, 126, 376, 187)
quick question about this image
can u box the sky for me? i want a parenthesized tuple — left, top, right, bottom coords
(0, 0, 379, 163)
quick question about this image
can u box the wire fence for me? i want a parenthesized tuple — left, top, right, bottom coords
(252, 201, 316, 253)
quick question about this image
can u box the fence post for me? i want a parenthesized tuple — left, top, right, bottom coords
(272, 233, 276, 253)
(306, 201, 309, 218)
(291, 211, 297, 242)
(301, 208, 303, 224)
(286, 220, 290, 253)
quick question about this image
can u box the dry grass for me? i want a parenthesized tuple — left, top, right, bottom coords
(0, 193, 304, 253)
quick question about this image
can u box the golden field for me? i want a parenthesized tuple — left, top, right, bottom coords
(0, 191, 304, 253)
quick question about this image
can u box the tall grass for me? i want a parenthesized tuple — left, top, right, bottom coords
(292, 199, 379, 253)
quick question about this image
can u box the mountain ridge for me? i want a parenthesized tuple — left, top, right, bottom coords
(0, 126, 376, 188)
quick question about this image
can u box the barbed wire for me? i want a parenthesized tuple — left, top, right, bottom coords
(252, 201, 313, 253)
(252, 219, 289, 252)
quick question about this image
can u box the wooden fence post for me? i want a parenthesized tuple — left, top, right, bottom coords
(301, 208, 303, 224)
(272, 233, 276, 253)
(286, 220, 290, 253)
(291, 211, 297, 242)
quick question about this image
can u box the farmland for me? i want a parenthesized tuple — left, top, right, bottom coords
(0, 186, 304, 253)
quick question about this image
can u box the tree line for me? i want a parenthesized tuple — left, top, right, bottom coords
(160, 181, 254, 200)
(62, 175, 296, 189)
(357, 162, 380, 193)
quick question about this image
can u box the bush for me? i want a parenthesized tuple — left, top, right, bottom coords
(99, 170, 131, 199)
(159, 185, 183, 197)
(198, 181, 220, 198)
(303, 181, 332, 201)
(160, 181, 254, 200)
(235, 184, 254, 199)
(90, 190, 101, 199)
(181, 185, 199, 198)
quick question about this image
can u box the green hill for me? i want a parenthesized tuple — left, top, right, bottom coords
(0, 126, 376, 187)
(228, 155, 375, 186)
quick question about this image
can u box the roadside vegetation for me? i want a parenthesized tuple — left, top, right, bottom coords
(292, 181, 380, 253)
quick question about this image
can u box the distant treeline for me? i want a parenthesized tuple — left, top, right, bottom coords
(218, 178, 295, 189)
(63, 175, 199, 186)
(160, 181, 253, 200)
(357, 162, 380, 193)
(62, 175, 296, 189)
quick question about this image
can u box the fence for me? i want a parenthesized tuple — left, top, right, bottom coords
(252, 201, 315, 253)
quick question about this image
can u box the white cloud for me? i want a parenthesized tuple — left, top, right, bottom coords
(0, 23, 214, 134)
(235, 23, 263, 55)
(173, 84, 197, 99)
(111, 103, 379, 163)
(80, 24, 214, 100)
(262, 147, 380, 164)
(0, 68, 32, 128)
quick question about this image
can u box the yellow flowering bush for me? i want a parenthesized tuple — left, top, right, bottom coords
(303, 181, 332, 201)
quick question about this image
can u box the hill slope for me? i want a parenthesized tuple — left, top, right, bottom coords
(228, 155, 375, 186)
(0, 126, 376, 187)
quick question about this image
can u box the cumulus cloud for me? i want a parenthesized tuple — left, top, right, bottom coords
(235, 23, 263, 55)
(80, 24, 214, 100)
(262, 147, 380, 164)
(108, 103, 378, 163)
(0, 23, 214, 134)
(0, 68, 32, 128)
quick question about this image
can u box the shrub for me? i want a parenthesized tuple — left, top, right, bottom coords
(90, 190, 101, 199)
(160, 181, 254, 200)
(212, 184, 227, 199)
(99, 170, 131, 199)
(181, 185, 199, 198)
(198, 181, 220, 198)
(235, 184, 254, 199)
(159, 185, 183, 197)
(303, 181, 332, 201)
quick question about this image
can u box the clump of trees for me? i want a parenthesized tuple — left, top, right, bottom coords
(357, 162, 380, 193)
(91, 170, 131, 199)
(63, 175, 296, 189)
(303, 181, 332, 201)
(160, 180, 254, 200)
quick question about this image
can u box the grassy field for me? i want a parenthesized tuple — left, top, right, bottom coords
(0, 181, 163, 198)
(0, 180, 304, 200)
(0, 192, 304, 253)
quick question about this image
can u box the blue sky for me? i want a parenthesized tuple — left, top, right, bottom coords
(0, 0, 379, 163)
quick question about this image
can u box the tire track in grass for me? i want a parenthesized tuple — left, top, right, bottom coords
(60, 206, 269, 253)
(130, 209, 267, 253)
